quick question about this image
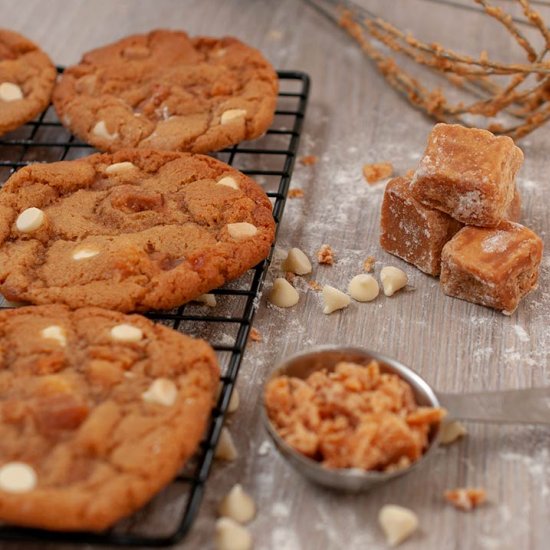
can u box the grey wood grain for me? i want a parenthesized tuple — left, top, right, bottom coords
(0, 0, 549, 548)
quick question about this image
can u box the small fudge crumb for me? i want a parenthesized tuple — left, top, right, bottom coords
(265, 361, 445, 470)
(362, 162, 393, 184)
(308, 280, 322, 291)
(363, 256, 376, 272)
(288, 188, 304, 199)
(299, 155, 318, 166)
(317, 244, 334, 265)
(249, 328, 262, 342)
(444, 488, 487, 511)
(405, 168, 416, 178)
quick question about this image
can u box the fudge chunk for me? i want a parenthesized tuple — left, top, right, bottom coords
(380, 177, 462, 276)
(411, 124, 523, 227)
(440, 221, 543, 314)
(505, 186, 521, 223)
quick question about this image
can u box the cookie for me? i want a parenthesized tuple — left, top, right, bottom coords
(52, 29, 278, 153)
(0, 29, 56, 136)
(0, 304, 219, 531)
(0, 149, 275, 311)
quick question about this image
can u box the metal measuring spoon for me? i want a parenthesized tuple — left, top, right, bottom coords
(262, 346, 550, 492)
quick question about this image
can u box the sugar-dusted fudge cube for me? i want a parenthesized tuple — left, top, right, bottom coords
(380, 176, 462, 276)
(440, 221, 542, 314)
(505, 186, 521, 223)
(411, 124, 523, 227)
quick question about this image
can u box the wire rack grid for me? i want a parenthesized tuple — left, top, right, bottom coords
(0, 69, 310, 546)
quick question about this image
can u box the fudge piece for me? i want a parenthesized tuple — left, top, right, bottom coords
(380, 177, 463, 276)
(411, 124, 523, 227)
(505, 186, 521, 223)
(440, 221, 543, 314)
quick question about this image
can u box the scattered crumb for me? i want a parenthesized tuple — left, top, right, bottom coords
(249, 328, 262, 342)
(405, 168, 416, 178)
(268, 29, 283, 41)
(257, 440, 271, 456)
(444, 488, 487, 511)
(317, 244, 334, 265)
(363, 255, 376, 272)
(285, 271, 296, 283)
(362, 162, 393, 184)
(308, 280, 322, 291)
(288, 188, 304, 199)
(299, 155, 318, 166)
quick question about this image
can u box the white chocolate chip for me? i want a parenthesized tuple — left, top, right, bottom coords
(142, 378, 178, 407)
(194, 294, 217, 307)
(110, 324, 143, 343)
(220, 109, 247, 125)
(283, 248, 312, 275)
(72, 247, 100, 261)
(41, 325, 67, 347)
(227, 222, 258, 240)
(218, 484, 256, 524)
(92, 120, 118, 141)
(215, 517, 252, 550)
(0, 462, 37, 493)
(0, 82, 23, 102)
(439, 420, 467, 445)
(268, 278, 299, 308)
(215, 427, 238, 461)
(378, 504, 419, 546)
(348, 274, 379, 302)
(227, 388, 239, 414)
(105, 161, 136, 174)
(380, 266, 408, 297)
(16, 207, 45, 233)
(322, 285, 351, 314)
(217, 176, 239, 190)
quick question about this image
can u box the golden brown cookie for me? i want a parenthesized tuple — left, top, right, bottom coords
(0, 29, 56, 136)
(0, 149, 275, 311)
(52, 29, 278, 153)
(0, 304, 219, 531)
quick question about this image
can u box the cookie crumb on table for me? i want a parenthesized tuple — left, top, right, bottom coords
(288, 188, 304, 198)
(284, 271, 296, 283)
(363, 255, 376, 272)
(362, 162, 393, 184)
(444, 488, 487, 511)
(299, 155, 318, 166)
(317, 244, 334, 265)
(308, 280, 323, 291)
(249, 328, 262, 342)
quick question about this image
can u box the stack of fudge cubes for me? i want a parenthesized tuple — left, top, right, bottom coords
(380, 123, 543, 315)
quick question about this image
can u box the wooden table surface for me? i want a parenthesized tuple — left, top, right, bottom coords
(1, 1, 549, 549)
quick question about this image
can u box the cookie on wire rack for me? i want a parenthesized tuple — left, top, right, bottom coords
(0, 29, 56, 137)
(0, 304, 219, 531)
(52, 29, 278, 153)
(0, 149, 275, 311)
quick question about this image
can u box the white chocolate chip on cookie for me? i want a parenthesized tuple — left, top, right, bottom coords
(268, 278, 299, 308)
(92, 120, 118, 141)
(0, 462, 37, 493)
(348, 274, 379, 302)
(41, 325, 67, 347)
(221, 109, 247, 125)
(16, 207, 45, 233)
(105, 161, 137, 174)
(215, 517, 252, 550)
(322, 285, 350, 314)
(218, 484, 256, 524)
(110, 324, 143, 343)
(215, 427, 238, 461)
(72, 247, 100, 261)
(227, 222, 258, 239)
(378, 504, 419, 546)
(142, 378, 178, 407)
(380, 266, 408, 297)
(217, 176, 239, 190)
(283, 248, 312, 275)
(0, 82, 23, 102)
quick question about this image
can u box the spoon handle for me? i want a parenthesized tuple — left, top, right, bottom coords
(438, 387, 550, 424)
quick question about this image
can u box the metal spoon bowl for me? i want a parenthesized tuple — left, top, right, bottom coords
(263, 345, 550, 492)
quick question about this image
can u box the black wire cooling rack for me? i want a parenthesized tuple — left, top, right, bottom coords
(0, 70, 310, 546)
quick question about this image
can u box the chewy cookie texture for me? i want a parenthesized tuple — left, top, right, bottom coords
(0, 305, 219, 531)
(0, 29, 56, 136)
(53, 29, 278, 154)
(0, 149, 275, 311)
